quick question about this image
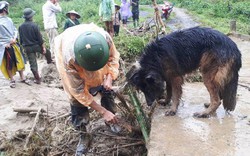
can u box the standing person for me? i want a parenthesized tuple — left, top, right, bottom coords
(42, 0, 62, 56)
(19, 8, 54, 84)
(120, 0, 131, 27)
(0, 1, 30, 88)
(113, 4, 121, 36)
(54, 23, 121, 154)
(99, 0, 115, 38)
(64, 10, 81, 30)
(131, 0, 139, 28)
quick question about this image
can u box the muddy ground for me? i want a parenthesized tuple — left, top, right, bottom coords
(1, 6, 250, 156)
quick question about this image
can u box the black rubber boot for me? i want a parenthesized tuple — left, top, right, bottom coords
(75, 132, 92, 155)
(32, 70, 41, 84)
(70, 102, 91, 155)
(44, 48, 53, 64)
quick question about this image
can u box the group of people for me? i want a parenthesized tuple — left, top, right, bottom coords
(0, 0, 82, 88)
(0, 0, 132, 154)
(0, 0, 61, 88)
(100, 0, 140, 37)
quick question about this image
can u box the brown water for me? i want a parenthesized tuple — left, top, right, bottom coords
(148, 37, 250, 156)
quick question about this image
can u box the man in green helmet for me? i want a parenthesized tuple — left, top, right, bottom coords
(54, 23, 120, 154)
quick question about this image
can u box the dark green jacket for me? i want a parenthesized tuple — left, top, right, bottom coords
(64, 18, 80, 30)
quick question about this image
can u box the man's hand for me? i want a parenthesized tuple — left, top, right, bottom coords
(42, 43, 46, 54)
(89, 100, 118, 124)
(42, 47, 46, 54)
(5, 44, 10, 48)
(102, 110, 118, 124)
(10, 38, 16, 45)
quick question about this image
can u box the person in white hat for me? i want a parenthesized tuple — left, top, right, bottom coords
(64, 10, 81, 30)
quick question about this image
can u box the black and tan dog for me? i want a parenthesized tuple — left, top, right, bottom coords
(127, 27, 242, 117)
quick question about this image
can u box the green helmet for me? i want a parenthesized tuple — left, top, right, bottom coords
(74, 31, 109, 71)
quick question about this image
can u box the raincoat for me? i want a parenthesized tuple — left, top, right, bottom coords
(99, 0, 115, 21)
(120, 0, 132, 18)
(0, 15, 25, 79)
(54, 23, 120, 107)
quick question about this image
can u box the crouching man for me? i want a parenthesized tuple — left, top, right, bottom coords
(54, 23, 120, 154)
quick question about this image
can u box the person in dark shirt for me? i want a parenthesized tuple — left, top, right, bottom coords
(64, 10, 80, 30)
(131, 0, 139, 28)
(18, 8, 53, 84)
(113, 4, 121, 36)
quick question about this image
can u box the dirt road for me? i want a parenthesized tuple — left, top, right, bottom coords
(147, 8, 250, 156)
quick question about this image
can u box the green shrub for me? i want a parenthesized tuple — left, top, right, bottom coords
(114, 31, 152, 60)
(140, 0, 164, 5)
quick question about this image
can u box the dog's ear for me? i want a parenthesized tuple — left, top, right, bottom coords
(145, 71, 161, 84)
(145, 74, 155, 84)
(126, 62, 141, 85)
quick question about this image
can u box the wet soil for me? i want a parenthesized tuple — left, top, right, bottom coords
(0, 60, 145, 155)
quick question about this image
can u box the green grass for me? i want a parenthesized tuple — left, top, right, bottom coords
(114, 30, 151, 60)
(140, 5, 155, 21)
(170, 0, 250, 34)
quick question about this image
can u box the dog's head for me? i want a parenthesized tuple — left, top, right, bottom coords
(126, 62, 165, 106)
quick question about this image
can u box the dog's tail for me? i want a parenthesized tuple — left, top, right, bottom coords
(221, 71, 239, 111)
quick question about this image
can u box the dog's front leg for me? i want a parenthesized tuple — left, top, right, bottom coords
(165, 83, 172, 105)
(157, 83, 172, 106)
(165, 76, 183, 116)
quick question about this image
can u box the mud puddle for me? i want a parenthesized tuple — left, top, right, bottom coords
(148, 82, 250, 156)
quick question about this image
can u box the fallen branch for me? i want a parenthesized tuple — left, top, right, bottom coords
(96, 141, 144, 154)
(13, 107, 46, 113)
(238, 83, 250, 90)
(24, 107, 42, 149)
(49, 112, 71, 123)
(50, 151, 64, 156)
(115, 87, 135, 117)
(29, 111, 48, 117)
(94, 132, 142, 141)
